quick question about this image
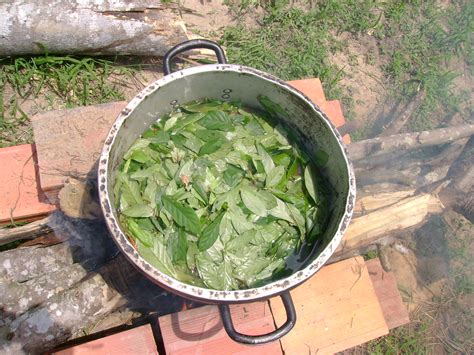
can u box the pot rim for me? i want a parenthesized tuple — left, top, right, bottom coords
(98, 63, 356, 302)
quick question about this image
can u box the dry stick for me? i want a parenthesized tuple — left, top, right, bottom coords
(348, 123, 474, 161)
(0, 216, 52, 246)
(0, 0, 188, 57)
(380, 91, 426, 136)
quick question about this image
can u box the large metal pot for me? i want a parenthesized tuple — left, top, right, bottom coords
(98, 40, 356, 344)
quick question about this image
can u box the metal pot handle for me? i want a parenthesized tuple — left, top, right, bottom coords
(218, 291, 296, 344)
(163, 39, 227, 75)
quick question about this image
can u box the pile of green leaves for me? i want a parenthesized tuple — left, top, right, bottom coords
(114, 97, 329, 290)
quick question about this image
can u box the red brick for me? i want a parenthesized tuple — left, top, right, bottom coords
(53, 324, 159, 355)
(0, 144, 55, 224)
(158, 302, 282, 355)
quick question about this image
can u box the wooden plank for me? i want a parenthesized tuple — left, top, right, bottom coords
(0, 144, 55, 224)
(158, 302, 282, 355)
(31, 101, 127, 196)
(52, 324, 159, 355)
(270, 257, 389, 354)
(366, 258, 410, 330)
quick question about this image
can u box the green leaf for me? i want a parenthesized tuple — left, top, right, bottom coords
(304, 165, 318, 204)
(240, 187, 268, 217)
(314, 150, 329, 167)
(266, 165, 285, 188)
(194, 129, 225, 142)
(256, 144, 275, 173)
(198, 211, 225, 251)
(223, 165, 244, 187)
(192, 181, 209, 204)
(122, 204, 154, 217)
(170, 229, 188, 263)
(198, 135, 227, 155)
(161, 195, 201, 235)
(196, 253, 224, 290)
(257, 95, 288, 118)
(199, 110, 234, 131)
(127, 218, 154, 247)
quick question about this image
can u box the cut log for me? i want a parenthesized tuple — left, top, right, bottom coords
(1, 273, 127, 354)
(337, 194, 442, 255)
(0, 243, 74, 283)
(1, 263, 88, 316)
(0, 1, 188, 57)
(348, 123, 474, 160)
(0, 216, 52, 246)
(447, 136, 474, 191)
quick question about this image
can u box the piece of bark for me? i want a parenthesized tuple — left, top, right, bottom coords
(0, 217, 52, 246)
(348, 123, 474, 160)
(1, 273, 127, 354)
(0, 243, 74, 283)
(58, 179, 102, 220)
(1, 263, 88, 316)
(0, 1, 188, 57)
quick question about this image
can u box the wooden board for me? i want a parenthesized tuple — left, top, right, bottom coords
(158, 302, 282, 355)
(52, 324, 159, 355)
(366, 258, 410, 330)
(270, 257, 389, 354)
(0, 144, 56, 224)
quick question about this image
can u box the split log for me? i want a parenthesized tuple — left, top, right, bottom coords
(335, 193, 443, 257)
(354, 189, 415, 213)
(348, 123, 474, 160)
(0, 0, 188, 57)
(0, 217, 52, 246)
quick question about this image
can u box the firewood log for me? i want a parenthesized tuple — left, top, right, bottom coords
(0, 0, 188, 57)
(348, 123, 474, 160)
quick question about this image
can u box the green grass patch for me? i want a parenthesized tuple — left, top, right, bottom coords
(366, 321, 431, 354)
(222, 0, 473, 133)
(375, 0, 473, 131)
(0, 55, 137, 147)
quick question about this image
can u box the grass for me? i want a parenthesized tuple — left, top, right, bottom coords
(0, 55, 137, 147)
(222, 0, 473, 135)
(365, 321, 431, 354)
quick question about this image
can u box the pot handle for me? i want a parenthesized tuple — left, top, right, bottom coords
(218, 291, 296, 344)
(163, 39, 227, 75)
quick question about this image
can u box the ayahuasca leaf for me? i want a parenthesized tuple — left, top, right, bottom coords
(199, 135, 227, 155)
(199, 110, 234, 131)
(122, 204, 154, 218)
(240, 187, 268, 217)
(161, 195, 201, 235)
(198, 211, 225, 251)
(266, 165, 285, 188)
(304, 165, 318, 204)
